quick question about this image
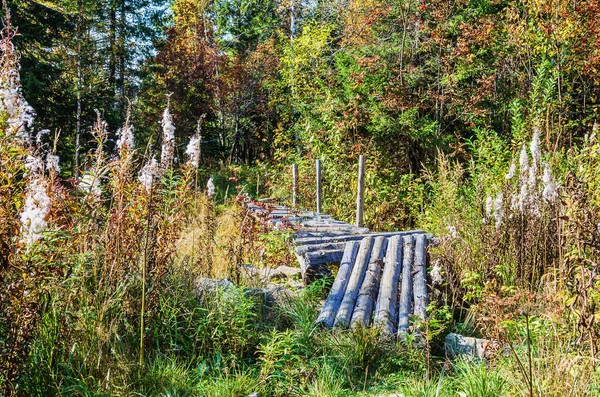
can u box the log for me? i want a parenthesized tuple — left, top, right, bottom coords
(350, 236, 388, 328)
(397, 234, 415, 337)
(295, 230, 423, 246)
(334, 237, 374, 328)
(295, 242, 347, 256)
(304, 249, 344, 265)
(373, 235, 403, 336)
(413, 234, 428, 321)
(316, 241, 360, 328)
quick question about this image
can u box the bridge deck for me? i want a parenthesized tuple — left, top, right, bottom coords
(245, 198, 430, 337)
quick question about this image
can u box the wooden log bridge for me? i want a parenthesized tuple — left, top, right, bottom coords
(244, 198, 431, 336)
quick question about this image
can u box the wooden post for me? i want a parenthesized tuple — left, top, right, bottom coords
(316, 159, 322, 213)
(316, 241, 360, 328)
(292, 164, 298, 207)
(350, 236, 388, 328)
(397, 234, 415, 337)
(413, 234, 428, 321)
(355, 155, 365, 227)
(334, 237, 374, 328)
(373, 235, 403, 336)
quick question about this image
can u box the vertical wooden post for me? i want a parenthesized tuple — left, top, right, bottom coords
(292, 164, 298, 207)
(355, 155, 366, 227)
(316, 159, 322, 214)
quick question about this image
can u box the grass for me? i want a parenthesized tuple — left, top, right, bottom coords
(2, 28, 600, 395)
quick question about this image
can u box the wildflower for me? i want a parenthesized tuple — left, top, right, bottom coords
(207, 176, 215, 197)
(510, 193, 519, 212)
(35, 129, 50, 145)
(19, 176, 51, 246)
(518, 183, 528, 213)
(79, 172, 102, 198)
(46, 153, 60, 173)
(519, 145, 529, 175)
(24, 155, 44, 176)
(542, 162, 557, 202)
(528, 163, 537, 188)
(139, 156, 160, 193)
(430, 259, 443, 285)
(160, 107, 175, 168)
(116, 124, 134, 152)
(485, 196, 493, 219)
(446, 225, 458, 239)
(0, 38, 36, 142)
(505, 161, 516, 180)
(185, 134, 201, 168)
(493, 192, 504, 227)
(530, 128, 541, 167)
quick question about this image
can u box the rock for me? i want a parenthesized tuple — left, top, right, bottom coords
(273, 265, 302, 278)
(244, 284, 295, 306)
(286, 279, 304, 290)
(239, 264, 302, 282)
(196, 278, 234, 294)
(239, 264, 259, 278)
(445, 333, 503, 360)
(246, 393, 260, 397)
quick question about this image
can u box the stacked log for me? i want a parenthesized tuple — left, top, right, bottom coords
(316, 241, 360, 328)
(413, 234, 428, 321)
(334, 237, 374, 327)
(397, 235, 415, 337)
(350, 236, 388, 327)
(373, 235, 403, 336)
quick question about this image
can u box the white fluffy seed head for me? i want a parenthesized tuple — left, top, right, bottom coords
(505, 161, 516, 180)
(518, 183, 528, 213)
(519, 145, 529, 176)
(0, 40, 36, 143)
(116, 124, 134, 152)
(430, 259, 443, 285)
(139, 156, 160, 193)
(79, 172, 102, 198)
(19, 177, 51, 246)
(160, 107, 175, 168)
(185, 135, 201, 168)
(530, 128, 541, 167)
(485, 196, 493, 218)
(542, 162, 557, 202)
(24, 155, 44, 177)
(46, 153, 60, 173)
(493, 192, 504, 228)
(207, 176, 215, 197)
